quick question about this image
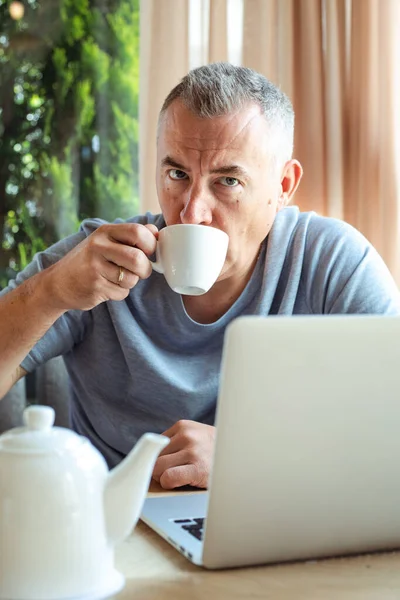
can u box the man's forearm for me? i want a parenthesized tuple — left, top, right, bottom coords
(0, 269, 66, 399)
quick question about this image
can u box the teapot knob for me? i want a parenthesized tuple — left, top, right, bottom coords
(23, 406, 55, 431)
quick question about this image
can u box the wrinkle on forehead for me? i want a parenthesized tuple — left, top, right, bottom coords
(161, 101, 265, 152)
(225, 111, 262, 150)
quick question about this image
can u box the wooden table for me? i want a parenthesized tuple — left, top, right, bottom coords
(111, 483, 400, 600)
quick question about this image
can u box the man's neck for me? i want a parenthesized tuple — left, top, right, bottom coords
(182, 248, 261, 324)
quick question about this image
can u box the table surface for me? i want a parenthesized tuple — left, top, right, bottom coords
(111, 482, 400, 600)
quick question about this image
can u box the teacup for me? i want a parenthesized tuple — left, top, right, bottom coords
(151, 224, 229, 295)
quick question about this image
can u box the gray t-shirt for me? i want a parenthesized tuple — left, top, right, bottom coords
(2, 206, 400, 467)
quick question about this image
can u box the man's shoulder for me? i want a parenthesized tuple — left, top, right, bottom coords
(269, 207, 374, 283)
(79, 213, 166, 236)
(300, 211, 369, 255)
(276, 207, 368, 250)
(292, 210, 380, 292)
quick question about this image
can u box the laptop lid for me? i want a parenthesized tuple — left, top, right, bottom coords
(202, 315, 400, 568)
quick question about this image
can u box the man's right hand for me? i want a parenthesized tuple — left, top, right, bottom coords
(44, 222, 159, 312)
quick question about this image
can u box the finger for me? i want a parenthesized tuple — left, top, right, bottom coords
(145, 223, 159, 238)
(102, 246, 153, 280)
(101, 262, 140, 289)
(160, 423, 179, 438)
(103, 223, 158, 255)
(157, 434, 185, 457)
(160, 419, 191, 439)
(157, 421, 196, 457)
(98, 278, 131, 303)
(159, 465, 200, 490)
(152, 449, 187, 481)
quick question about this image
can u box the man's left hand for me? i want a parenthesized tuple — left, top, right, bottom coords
(152, 420, 216, 490)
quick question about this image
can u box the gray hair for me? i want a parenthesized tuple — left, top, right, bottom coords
(160, 62, 294, 168)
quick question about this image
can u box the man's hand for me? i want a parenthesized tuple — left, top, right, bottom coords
(152, 420, 216, 490)
(44, 223, 158, 312)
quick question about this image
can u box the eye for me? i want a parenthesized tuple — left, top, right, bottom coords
(169, 169, 187, 180)
(219, 176, 239, 187)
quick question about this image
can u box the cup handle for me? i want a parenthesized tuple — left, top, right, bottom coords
(150, 242, 163, 274)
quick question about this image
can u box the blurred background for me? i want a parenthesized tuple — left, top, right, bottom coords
(1, 0, 399, 289)
(0, 0, 139, 288)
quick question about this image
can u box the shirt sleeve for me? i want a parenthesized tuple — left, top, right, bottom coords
(304, 216, 400, 315)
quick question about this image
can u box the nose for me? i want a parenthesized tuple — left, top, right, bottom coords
(180, 183, 213, 225)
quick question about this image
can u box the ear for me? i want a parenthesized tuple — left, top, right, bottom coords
(277, 159, 303, 210)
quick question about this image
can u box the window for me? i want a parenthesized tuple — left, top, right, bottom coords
(0, 0, 140, 288)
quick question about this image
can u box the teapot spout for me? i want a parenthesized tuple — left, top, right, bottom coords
(104, 432, 169, 544)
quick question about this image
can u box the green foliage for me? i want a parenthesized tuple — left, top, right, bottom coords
(0, 0, 140, 289)
(61, 0, 91, 45)
(81, 39, 110, 93)
(52, 48, 75, 102)
(75, 79, 95, 135)
(43, 154, 80, 239)
(3, 208, 46, 271)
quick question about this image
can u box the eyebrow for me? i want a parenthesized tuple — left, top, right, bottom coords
(161, 155, 249, 179)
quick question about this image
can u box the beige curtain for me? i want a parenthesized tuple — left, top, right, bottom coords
(139, 0, 189, 214)
(345, 0, 400, 282)
(140, 0, 400, 281)
(209, 0, 228, 62)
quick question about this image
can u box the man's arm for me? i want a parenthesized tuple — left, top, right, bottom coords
(0, 271, 72, 398)
(0, 365, 27, 410)
(8, 366, 28, 391)
(0, 222, 158, 400)
(0, 270, 67, 399)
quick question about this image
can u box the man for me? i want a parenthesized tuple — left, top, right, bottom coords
(0, 63, 399, 489)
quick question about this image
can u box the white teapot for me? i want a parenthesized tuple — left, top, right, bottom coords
(0, 405, 169, 600)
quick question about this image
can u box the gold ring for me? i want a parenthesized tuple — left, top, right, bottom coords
(118, 266, 124, 284)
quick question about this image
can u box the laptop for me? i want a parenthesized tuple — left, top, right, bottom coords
(141, 315, 400, 569)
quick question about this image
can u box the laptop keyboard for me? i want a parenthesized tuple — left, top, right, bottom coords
(173, 517, 205, 541)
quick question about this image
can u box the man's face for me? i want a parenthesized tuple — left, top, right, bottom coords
(156, 100, 291, 281)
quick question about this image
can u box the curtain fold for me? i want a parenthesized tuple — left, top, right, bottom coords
(323, 0, 346, 219)
(378, 0, 400, 282)
(242, 0, 278, 79)
(209, 0, 228, 62)
(345, 0, 400, 281)
(139, 0, 189, 214)
(292, 0, 326, 214)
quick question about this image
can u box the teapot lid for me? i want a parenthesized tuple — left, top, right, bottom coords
(0, 405, 84, 454)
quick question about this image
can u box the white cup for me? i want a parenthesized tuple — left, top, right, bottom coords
(151, 224, 229, 295)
